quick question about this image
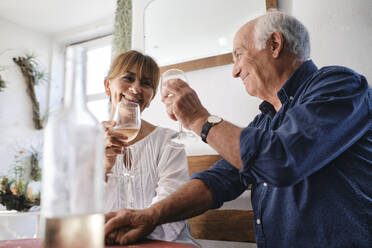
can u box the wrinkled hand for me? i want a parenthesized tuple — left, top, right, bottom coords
(104, 226, 131, 245)
(104, 208, 157, 245)
(161, 79, 209, 130)
(102, 121, 128, 179)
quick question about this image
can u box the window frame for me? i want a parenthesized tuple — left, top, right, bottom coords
(65, 35, 113, 121)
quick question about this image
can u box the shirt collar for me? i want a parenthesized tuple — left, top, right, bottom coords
(259, 60, 318, 117)
(277, 60, 318, 104)
(259, 101, 276, 118)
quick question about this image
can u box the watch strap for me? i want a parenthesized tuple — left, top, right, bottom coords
(201, 121, 214, 143)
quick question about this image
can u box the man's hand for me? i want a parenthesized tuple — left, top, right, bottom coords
(104, 208, 157, 245)
(104, 180, 215, 245)
(161, 79, 209, 132)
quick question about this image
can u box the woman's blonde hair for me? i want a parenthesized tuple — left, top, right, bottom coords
(106, 50, 160, 97)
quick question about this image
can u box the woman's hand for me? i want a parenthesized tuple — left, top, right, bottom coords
(102, 121, 128, 180)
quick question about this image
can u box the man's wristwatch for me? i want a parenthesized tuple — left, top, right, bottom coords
(201, 115, 223, 143)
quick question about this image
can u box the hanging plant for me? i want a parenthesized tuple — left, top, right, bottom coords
(112, 0, 132, 58)
(13, 54, 48, 129)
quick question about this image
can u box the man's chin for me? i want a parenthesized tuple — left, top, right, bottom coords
(244, 85, 255, 97)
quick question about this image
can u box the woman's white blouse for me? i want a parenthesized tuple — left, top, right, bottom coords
(104, 127, 199, 247)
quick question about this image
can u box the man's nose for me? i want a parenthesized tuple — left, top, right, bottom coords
(232, 62, 240, 78)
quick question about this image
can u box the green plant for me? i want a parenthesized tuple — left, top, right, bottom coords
(0, 147, 42, 211)
(13, 53, 48, 129)
(0, 176, 40, 212)
(112, 0, 132, 58)
(23, 54, 48, 85)
(30, 151, 41, 182)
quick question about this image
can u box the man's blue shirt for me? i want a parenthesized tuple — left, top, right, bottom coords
(191, 60, 372, 247)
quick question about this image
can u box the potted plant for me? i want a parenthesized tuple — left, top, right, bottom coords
(0, 148, 41, 211)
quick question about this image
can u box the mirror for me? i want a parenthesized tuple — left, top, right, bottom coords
(144, 0, 269, 68)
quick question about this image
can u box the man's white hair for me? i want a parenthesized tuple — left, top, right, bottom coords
(254, 10, 310, 61)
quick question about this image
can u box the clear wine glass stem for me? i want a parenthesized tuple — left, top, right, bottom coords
(124, 146, 130, 170)
(178, 121, 183, 133)
(122, 145, 136, 209)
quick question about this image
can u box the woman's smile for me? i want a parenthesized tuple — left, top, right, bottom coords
(121, 93, 142, 105)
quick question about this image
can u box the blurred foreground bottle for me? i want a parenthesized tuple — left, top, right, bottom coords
(42, 46, 104, 248)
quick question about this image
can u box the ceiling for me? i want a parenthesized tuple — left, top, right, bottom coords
(0, 0, 117, 35)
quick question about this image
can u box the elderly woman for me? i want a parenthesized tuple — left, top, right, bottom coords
(102, 50, 198, 247)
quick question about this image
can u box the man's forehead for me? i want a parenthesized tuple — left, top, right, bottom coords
(233, 33, 248, 53)
(233, 31, 244, 49)
(234, 22, 256, 46)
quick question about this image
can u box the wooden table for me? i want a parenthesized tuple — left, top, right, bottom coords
(0, 239, 197, 248)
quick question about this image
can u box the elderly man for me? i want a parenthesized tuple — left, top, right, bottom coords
(104, 11, 372, 247)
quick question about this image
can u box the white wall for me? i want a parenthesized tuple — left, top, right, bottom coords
(283, 0, 372, 83)
(0, 18, 52, 176)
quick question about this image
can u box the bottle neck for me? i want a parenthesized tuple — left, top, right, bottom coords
(64, 46, 87, 110)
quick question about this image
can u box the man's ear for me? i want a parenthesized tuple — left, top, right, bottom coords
(104, 79, 111, 96)
(269, 31, 284, 59)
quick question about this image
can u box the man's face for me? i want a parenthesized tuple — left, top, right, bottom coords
(232, 23, 272, 99)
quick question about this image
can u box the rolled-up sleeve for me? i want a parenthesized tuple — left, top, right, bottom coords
(191, 159, 248, 209)
(240, 69, 371, 187)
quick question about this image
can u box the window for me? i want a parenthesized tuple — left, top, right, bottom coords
(67, 35, 112, 122)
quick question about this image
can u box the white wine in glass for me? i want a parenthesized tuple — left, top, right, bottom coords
(113, 127, 140, 142)
(112, 101, 141, 143)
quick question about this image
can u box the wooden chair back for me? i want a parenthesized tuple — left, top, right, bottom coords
(187, 155, 256, 243)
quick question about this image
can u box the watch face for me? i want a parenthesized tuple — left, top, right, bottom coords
(208, 115, 222, 124)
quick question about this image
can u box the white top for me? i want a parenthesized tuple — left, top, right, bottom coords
(104, 127, 199, 247)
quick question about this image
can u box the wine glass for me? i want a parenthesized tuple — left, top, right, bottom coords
(112, 101, 141, 209)
(160, 69, 196, 144)
(112, 101, 141, 146)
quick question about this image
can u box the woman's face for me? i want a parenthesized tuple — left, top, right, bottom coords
(105, 66, 155, 116)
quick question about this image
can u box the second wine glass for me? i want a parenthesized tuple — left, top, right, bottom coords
(160, 69, 196, 144)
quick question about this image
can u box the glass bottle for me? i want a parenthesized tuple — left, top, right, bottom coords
(41, 46, 104, 248)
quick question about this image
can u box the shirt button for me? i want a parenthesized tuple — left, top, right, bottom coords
(289, 96, 294, 101)
(256, 219, 261, 225)
(263, 182, 267, 187)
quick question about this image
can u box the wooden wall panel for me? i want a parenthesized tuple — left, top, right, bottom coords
(187, 155, 255, 243)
